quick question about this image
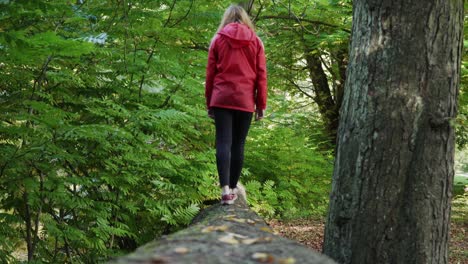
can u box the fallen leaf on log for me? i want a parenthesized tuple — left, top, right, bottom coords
(223, 215, 250, 223)
(241, 237, 273, 245)
(223, 214, 237, 218)
(260, 227, 272, 232)
(218, 234, 239, 245)
(230, 218, 247, 223)
(173, 247, 189, 254)
(226, 232, 248, 239)
(246, 219, 256, 225)
(252, 252, 275, 263)
(201, 225, 229, 233)
(252, 252, 267, 259)
(242, 238, 258, 245)
(278, 257, 296, 264)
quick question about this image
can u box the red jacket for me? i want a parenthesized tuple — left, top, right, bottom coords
(205, 23, 267, 112)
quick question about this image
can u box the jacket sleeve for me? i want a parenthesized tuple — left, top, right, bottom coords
(205, 36, 218, 110)
(255, 38, 267, 110)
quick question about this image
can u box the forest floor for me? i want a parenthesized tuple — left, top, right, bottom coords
(269, 194, 468, 264)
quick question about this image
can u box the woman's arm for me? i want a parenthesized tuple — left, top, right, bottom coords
(205, 36, 218, 110)
(255, 38, 267, 112)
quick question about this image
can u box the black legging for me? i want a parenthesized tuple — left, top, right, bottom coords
(214, 108, 253, 188)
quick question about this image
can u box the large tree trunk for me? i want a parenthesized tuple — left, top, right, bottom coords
(323, 1, 463, 263)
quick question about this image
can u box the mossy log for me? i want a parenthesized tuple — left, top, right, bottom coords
(110, 192, 336, 264)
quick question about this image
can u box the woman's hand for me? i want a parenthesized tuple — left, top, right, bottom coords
(208, 109, 215, 119)
(255, 109, 264, 121)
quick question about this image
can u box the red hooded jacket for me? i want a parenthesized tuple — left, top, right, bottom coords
(205, 23, 267, 113)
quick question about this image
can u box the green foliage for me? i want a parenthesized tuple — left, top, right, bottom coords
(256, 0, 351, 109)
(457, 46, 468, 147)
(453, 175, 468, 197)
(455, 2, 468, 148)
(451, 191, 468, 224)
(0, 0, 221, 262)
(244, 93, 334, 220)
(245, 180, 278, 219)
(250, 0, 352, 143)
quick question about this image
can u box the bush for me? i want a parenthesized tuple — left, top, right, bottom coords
(244, 114, 333, 220)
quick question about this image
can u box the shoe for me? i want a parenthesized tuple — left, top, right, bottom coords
(231, 187, 238, 195)
(230, 188, 239, 202)
(230, 192, 238, 202)
(221, 193, 235, 205)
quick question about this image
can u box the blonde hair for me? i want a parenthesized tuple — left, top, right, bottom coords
(217, 4, 255, 33)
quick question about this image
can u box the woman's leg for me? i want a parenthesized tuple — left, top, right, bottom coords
(229, 110, 253, 189)
(214, 108, 233, 189)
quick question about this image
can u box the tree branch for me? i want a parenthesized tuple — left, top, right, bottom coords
(170, 0, 194, 27)
(31, 167, 44, 258)
(257, 15, 351, 33)
(164, 0, 177, 27)
(288, 79, 316, 101)
(30, 56, 53, 101)
(252, 0, 264, 22)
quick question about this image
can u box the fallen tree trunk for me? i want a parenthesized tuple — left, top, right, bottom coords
(110, 191, 336, 264)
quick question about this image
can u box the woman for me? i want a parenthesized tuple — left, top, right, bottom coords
(205, 4, 267, 205)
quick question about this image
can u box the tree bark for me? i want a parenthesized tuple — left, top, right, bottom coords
(304, 50, 339, 143)
(24, 190, 34, 261)
(323, 1, 463, 264)
(110, 193, 336, 264)
(333, 49, 347, 113)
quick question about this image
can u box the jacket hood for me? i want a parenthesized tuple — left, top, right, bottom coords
(218, 23, 256, 48)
